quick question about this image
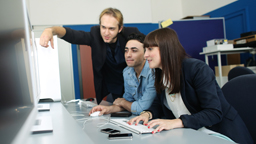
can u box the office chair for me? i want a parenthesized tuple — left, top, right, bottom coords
(222, 74, 256, 142)
(228, 66, 254, 81)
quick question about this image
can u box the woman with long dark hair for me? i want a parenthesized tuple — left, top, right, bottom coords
(128, 28, 253, 144)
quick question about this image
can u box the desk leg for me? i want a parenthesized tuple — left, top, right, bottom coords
(205, 55, 209, 65)
(217, 52, 223, 87)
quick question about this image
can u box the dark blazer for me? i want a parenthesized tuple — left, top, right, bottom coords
(61, 26, 140, 104)
(148, 58, 253, 144)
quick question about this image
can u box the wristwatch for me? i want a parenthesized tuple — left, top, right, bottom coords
(140, 111, 152, 120)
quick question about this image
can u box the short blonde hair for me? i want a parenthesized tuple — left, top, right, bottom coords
(99, 8, 123, 29)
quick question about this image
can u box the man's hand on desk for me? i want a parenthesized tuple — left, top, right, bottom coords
(89, 105, 123, 116)
(113, 98, 132, 112)
(113, 98, 125, 106)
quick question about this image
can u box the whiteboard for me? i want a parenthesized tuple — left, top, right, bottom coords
(35, 36, 61, 101)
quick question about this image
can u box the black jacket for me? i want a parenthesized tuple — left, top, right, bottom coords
(148, 58, 253, 144)
(62, 26, 140, 103)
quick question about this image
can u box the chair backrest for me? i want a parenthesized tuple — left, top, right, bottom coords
(222, 74, 256, 142)
(228, 66, 254, 81)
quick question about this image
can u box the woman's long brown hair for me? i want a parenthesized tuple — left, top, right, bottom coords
(144, 28, 188, 94)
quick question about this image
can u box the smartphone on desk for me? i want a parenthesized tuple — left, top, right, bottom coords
(101, 128, 120, 134)
(108, 133, 133, 140)
(111, 111, 132, 117)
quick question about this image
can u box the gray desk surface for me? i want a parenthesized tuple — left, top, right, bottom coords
(26, 102, 94, 144)
(27, 101, 235, 144)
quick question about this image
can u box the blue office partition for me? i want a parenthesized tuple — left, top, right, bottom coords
(166, 18, 226, 71)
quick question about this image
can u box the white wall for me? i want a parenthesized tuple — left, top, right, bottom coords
(28, 0, 237, 25)
(29, 0, 152, 25)
(151, 0, 183, 23)
(181, 0, 237, 17)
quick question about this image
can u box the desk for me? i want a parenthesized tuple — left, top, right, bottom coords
(26, 102, 94, 144)
(200, 47, 255, 87)
(27, 102, 235, 144)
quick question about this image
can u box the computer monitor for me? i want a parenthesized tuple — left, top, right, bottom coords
(0, 0, 40, 143)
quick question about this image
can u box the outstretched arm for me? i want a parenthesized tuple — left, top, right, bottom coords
(40, 26, 66, 48)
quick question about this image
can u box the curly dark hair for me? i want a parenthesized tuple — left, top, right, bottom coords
(127, 33, 146, 44)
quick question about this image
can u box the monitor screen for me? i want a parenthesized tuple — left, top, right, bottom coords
(0, 0, 38, 143)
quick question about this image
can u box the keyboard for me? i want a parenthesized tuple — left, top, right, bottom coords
(110, 118, 154, 134)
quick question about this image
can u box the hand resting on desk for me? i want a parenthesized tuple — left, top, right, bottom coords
(89, 105, 124, 116)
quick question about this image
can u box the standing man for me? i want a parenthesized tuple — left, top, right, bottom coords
(40, 8, 141, 104)
(89, 33, 156, 115)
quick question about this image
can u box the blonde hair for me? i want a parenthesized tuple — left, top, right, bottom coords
(99, 8, 123, 29)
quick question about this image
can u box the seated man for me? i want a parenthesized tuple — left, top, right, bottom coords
(89, 33, 156, 115)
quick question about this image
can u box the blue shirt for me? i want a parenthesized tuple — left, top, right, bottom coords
(123, 61, 156, 115)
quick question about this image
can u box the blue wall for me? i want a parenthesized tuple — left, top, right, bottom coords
(63, 24, 158, 99)
(205, 0, 256, 65)
(168, 19, 226, 71)
(124, 23, 159, 35)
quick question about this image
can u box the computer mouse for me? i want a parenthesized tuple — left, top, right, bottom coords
(90, 111, 101, 117)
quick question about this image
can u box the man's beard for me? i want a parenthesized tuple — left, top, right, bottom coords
(107, 33, 118, 44)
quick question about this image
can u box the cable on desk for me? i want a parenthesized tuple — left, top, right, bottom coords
(79, 116, 110, 129)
